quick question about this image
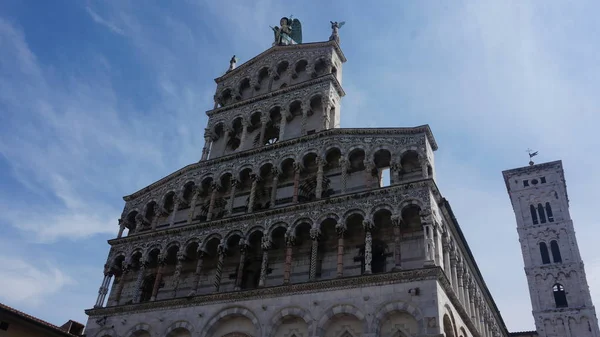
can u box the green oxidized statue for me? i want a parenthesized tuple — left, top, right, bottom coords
(271, 17, 302, 46)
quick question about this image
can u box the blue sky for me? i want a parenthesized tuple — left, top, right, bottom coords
(1, 0, 599, 332)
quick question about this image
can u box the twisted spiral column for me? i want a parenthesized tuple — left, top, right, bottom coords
(213, 244, 227, 292)
(234, 240, 247, 290)
(391, 214, 402, 270)
(283, 233, 295, 284)
(171, 251, 186, 298)
(363, 219, 374, 274)
(258, 236, 271, 287)
(309, 228, 320, 281)
(336, 225, 346, 277)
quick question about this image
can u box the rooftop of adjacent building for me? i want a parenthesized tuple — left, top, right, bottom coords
(0, 302, 84, 337)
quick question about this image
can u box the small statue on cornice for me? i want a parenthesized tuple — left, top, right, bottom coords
(329, 21, 345, 43)
(227, 55, 238, 72)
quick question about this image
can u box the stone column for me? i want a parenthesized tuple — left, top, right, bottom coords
(133, 258, 147, 303)
(201, 129, 213, 161)
(171, 251, 186, 298)
(247, 174, 259, 213)
(309, 228, 320, 280)
(469, 284, 477, 322)
(340, 158, 348, 194)
(336, 224, 346, 277)
(238, 119, 248, 151)
(191, 250, 205, 295)
(207, 183, 219, 221)
(300, 106, 308, 135)
(213, 244, 227, 292)
(259, 236, 271, 287)
(363, 219, 374, 274)
(258, 115, 268, 146)
(456, 259, 465, 304)
(322, 101, 332, 131)
(227, 180, 238, 215)
(463, 276, 472, 317)
(221, 128, 231, 155)
(442, 235, 451, 277)
(292, 163, 301, 203)
(187, 187, 199, 224)
(150, 253, 166, 301)
(94, 268, 112, 308)
(315, 156, 324, 199)
(279, 110, 287, 140)
(389, 161, 399, 185)
(283, 233, 295, 284)
(117, 219, 125, 238)
(169, 195, 180, 227)
(450, 252, 459, 292)
(391, 214, 402, 270)
(234, 239, 248, 290)
(112, 260, 129, 305)
(270, 168, 279, 208)
(421, 210, 435, 266)
(363, 159, 374, 188)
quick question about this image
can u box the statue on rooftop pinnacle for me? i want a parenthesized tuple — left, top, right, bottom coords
(271, 17, 302, 46)
(329, 21, 345, 43)
(227, 55, 238, 72)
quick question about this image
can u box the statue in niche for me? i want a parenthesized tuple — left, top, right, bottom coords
(271, 17, 302, 46)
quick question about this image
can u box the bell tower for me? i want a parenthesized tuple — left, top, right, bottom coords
(503, 160, 600, 337)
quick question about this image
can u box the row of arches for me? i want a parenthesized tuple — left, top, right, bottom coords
(208, 92, 336, 157)
(121, 146, 430, 237)
(216, 56, 338, 108)
(102, 203, 428, 307)
(96, 302, 428, 337)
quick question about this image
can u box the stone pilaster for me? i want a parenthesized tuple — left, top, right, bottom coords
(363, 219, 374, 274)
(421, 209, 435, 266)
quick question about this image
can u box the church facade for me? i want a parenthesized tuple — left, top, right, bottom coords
(83, 20, 597, 337)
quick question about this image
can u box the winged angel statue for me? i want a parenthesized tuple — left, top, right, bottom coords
(272, 17, 302, 46)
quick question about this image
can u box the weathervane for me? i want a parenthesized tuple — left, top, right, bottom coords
(526, 148, 538, 166)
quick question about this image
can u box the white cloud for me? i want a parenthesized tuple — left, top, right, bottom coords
(0, 256, 74, 306)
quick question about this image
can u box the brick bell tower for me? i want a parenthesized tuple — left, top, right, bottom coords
(503, 159, 600, 337)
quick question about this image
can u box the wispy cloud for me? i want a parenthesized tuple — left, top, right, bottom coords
(0, 256, 74, 306)
(85, 6, 125, 36)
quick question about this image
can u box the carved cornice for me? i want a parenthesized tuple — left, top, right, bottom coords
(207, 74, 345, 117)
(214, 40, 346, 83)
(123, 127, 437, 201)
(115, 179, 436, 246)
(86, 267, 440, 317)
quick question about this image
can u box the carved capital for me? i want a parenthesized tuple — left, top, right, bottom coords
(285, 233, 296, 247)
(336, 224, 346, 237)
(293, 162, 302, 173)
(217, 244, 227, 256)
(261, 236, 272, 250)
(362, 219, 374, 231)
(176, 251, 186, 262)
(309, 228, 320, 241)
(391, 214, 402, 227)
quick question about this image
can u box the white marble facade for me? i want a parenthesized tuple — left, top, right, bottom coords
(85, 37, 507, 337)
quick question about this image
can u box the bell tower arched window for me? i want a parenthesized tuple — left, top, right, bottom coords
(530, 205, 539, 224)
(537, 203, 547, 224)
(539, 242, 550, 264)
(553, 283, 568, 308)
(550, 240, 562, 263)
